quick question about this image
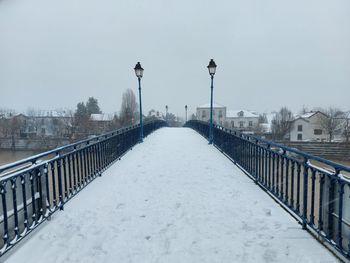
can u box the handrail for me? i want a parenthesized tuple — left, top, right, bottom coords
(0, 120, 155, 175)
(207, 121, 350, 173)
(186, 119, 350, 259)
(0, 119, 167, 256)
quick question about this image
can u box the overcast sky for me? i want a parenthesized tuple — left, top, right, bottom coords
(0, 0, 349, 117)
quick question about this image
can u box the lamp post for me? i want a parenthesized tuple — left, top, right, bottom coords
(207, 59, 217, 144)
(185, 105, 188, 122)
(134, 62, 144, 143)
(165, 105, 168, 121)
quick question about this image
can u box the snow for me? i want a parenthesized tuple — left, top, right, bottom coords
(4, 128, 339, 263)
(90, 113, 114, 121)
(226, 110, 259, 118)
(198, 103, 226, 108)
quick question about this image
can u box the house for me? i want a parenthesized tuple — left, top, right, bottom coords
(289, 111, 328, 142)
(225, 110, 259, 131)
(90, 113, 114, 132)
(196, 103, 226, 126)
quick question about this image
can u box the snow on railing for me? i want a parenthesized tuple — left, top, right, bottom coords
(185, 119, 350, 259)
(0, 120, 167, 257)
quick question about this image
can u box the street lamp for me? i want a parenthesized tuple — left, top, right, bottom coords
(165, 105, 168, 121)
(185, 105, 188, 122)
(207, 59, 217, 144)
(134, 62, 144, 143)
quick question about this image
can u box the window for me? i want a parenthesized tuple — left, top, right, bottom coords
(219, 110, 223, 118)
(238, 111, 244, 117)
(231, 121, 234, 128)
(41, 128, 46, 135)
(201, 110, 206, 118)
(297, 134, 302, 140)
(297, 125, 303, 132)
(249, 121, 253, 127)
(239, 121, 244, 128)
(314, 129, 322, 135)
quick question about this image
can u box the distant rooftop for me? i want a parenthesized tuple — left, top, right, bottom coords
(295, 111, 326, 119)
(226, 110, 259, 118)
(197, 103, 226, 108)
(90, 113, 114, 121)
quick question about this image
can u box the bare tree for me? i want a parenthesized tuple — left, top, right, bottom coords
(55, 109, 74, 139)
(0, 108, 16, 137)
(120, 89, 138, 126)
(299, 105, 309, 115)
(343, 112, 350, 143)
(271, 107, 294, 140)
(318, 107, 344, 142)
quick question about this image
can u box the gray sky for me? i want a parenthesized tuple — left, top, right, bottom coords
(0, 0, 349, 118)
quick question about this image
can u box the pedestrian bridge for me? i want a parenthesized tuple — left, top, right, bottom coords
(1, 121, 349, 262)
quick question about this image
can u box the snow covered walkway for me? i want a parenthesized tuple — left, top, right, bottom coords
(4, 128, 338, 263)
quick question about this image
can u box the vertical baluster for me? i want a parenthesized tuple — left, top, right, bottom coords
(78, 150, 83, 189)
(83, 148, 88, 183)
(327, 176, 335, 240)
(276, 155, 280, 197)
(97, 142, 102, 174)
(264, 147, 268, 188)
(51, 162, 57, 209)
(285, 157, 289, 205)
(68, 154, 73, 196)
(290, 161, 295, 209)
(1, 182, 9, 248)
(260, 147, 264, 185)
(62, 156, 68, 201)
(268, 146, 272, 191)
(11, 177, 19, 240)
(72, 151, 77, 192)
(57, 158, 64, 210)
(272, 152, 276, 193)
(296, 162, 301, 215)
(249, 142, 253, 174)
(88, 145, 93, 180)
(29, 170, 37, 225)
(20, 174, 29, 231)
(92, 145, 96, 177)
(302, 157, 309, 229)
(44, 163, 50, 214)
(318, 173, 325, 232)
(280, 152, 285, 200)
(94, 144, 98, 176)
(255, 141, 259, 183)
(85, 147, 90, 182)
(310, 168, 316, 226)
(37, 166, 44, 221)
(336, 172, 344, 251)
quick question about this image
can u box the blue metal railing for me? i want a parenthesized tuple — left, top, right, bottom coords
(185, 120, 350, 258)
(0, 120, 166, 256)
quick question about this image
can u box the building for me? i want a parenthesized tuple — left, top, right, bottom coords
(196, 103, 226, 126)
(289, 111, 328, 142)
(196, 103, 261, 133)
(225, 110, 259, 131)
(90, 113, 114, 132)
(0, 111, 74, 139)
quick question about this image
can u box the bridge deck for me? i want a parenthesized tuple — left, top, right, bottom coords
(5, 128, 338, 263)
